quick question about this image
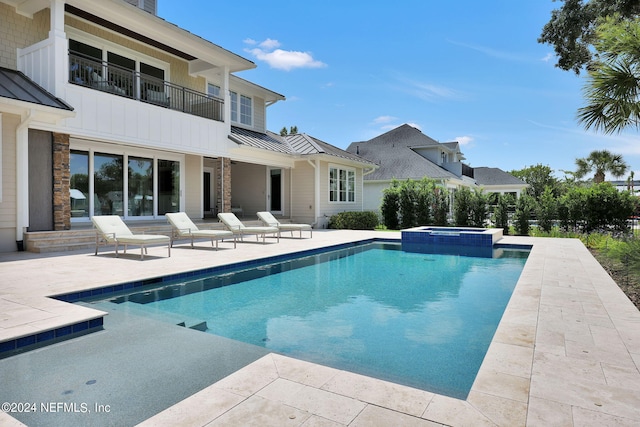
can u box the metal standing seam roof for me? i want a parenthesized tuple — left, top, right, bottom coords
(229, 127, 293, 154)
(229, 127, 376, 166)
(0, 67, 74, 111)
(285, 133, 376, 165)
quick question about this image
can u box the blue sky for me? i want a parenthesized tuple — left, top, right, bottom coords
(159, 1, 640, 180)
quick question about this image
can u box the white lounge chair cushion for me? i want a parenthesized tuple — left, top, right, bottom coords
(218, 212, 278, 234)
(257, 211, 312, 230)
(92, 215, 170, 244)
(166, 212, 233, 238)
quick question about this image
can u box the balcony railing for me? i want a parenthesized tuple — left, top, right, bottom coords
(68, 52, 224, 122)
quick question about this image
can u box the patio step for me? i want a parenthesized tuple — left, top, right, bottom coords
(23, 224, 173, 253)
(22, 219, 262, 253)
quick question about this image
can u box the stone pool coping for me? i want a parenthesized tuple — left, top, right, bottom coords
(1, 230, 639, 426)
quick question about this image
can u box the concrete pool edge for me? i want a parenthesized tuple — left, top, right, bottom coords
(134, 236, 640, 427)
(2, 231, 640, 426)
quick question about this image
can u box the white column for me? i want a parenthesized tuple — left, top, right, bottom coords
(16, 110, 34, 244)
(222, 66, 231, 134)
(49, 0, 68, 97)
(314, 159, 321, 226)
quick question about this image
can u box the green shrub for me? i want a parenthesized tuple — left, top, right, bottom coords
(415, 178, 434, 225)
(399, 179, 417, 228)
(513, 194, 535, 236)
(432, 188, 450, 226)
(453, 188, 488, 227)
(537, 186, 557, 233)
(560, 183, 636, 233)
(328, 211, 379, 230)
(380, 178, 447, 229)
(453, 187, 472, 226)
(380, 180, 400, 229)
(469, 189, 488, 228)
(492, 193, 511, 234)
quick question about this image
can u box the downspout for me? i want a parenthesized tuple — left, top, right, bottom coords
(361, 165, 376, 213)
(16, 109, 35, 249)
(220, 158, 224, 213)
(307, 159, 320, 227)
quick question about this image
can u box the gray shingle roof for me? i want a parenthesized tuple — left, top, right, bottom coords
(473, 167, 526, 186)
(346, 124, 457, 181)
(0, 67, 74, 111)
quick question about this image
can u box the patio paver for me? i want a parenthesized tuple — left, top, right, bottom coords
(1, 231, 639, 426)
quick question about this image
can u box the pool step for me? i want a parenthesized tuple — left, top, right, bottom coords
(88, 301, 208, 332)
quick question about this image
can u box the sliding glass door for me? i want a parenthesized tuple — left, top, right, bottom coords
(70, 148, 181, 221)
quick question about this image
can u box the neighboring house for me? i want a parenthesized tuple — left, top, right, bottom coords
(473, 167, 529, 198)
(346, 124, 527, 212)
(0, 0, 374, 252)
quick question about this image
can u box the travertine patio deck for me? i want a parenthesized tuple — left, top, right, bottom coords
(1, 230, 639, 426)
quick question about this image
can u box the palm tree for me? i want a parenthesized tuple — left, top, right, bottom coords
(576, 17, 640, 134)
(577, 60, 640, 134)
(575, 149, 628, 183)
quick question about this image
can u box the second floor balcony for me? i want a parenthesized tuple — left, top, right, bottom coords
(68, 52, 224, 122)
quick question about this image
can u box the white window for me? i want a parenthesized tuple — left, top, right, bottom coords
(329, 166, 355, 203)
(240, 95, 252, 125)
(207, 83, 220, 98)
(230, 91, 252, 126)
(230, 91, 237, 123)
(67, 30, 169, 99)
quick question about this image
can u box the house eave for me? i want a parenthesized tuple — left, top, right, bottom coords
(64, 0, 256, 73)
(0, 98, 76, 123)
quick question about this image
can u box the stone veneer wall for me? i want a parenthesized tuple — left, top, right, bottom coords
(52, 133, 70, 230)
(216, 157, 232, 213)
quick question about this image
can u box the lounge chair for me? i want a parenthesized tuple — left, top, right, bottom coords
(165, 212, 236, 249)
(257, 211, 312, 238)
(91, 215, 171, 260)
(217, 212, 280, 243)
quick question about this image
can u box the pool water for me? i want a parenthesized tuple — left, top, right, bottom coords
(110, 243, 528, 399)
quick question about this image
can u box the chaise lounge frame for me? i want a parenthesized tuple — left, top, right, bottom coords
(217, 212, 280, 244)
(165, 212, 236, 249)
(91, 215, 171, 260)
(257, 211, 312, 238)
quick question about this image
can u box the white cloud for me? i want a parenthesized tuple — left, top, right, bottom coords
(447, 39, 532, 63)
(455, 135, 473, 145)
(259, 38, 281, 50)
(244, 39, 326, 71)
(372, 115, 397, 124)
(406, 122, 422, 131)
(392, 73, 461, 102)
(541, 53, 553, 62)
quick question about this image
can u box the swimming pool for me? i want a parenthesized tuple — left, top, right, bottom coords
(105, 242, 528, 399)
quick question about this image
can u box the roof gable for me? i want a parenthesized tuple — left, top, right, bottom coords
(346, 124, 457, 181)
(473, 167, 526, 186)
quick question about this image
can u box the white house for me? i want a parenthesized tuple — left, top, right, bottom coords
(0, 0, 375, 252)
(346, 124, 527, 212)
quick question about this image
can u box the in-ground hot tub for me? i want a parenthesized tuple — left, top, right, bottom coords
(401, 226, 504, 257)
